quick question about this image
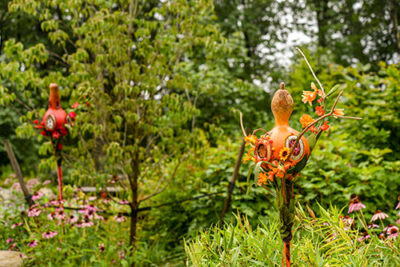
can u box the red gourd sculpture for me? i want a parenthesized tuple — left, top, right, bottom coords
(42, 83, 68, 202)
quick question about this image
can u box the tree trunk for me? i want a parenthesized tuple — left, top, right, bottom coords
(129, 155, 140, 266)
(313, 0, 328, 47)
(4, 140, 34, 207)
(220, 140, 246, 224)
(390, 0, 400, 53)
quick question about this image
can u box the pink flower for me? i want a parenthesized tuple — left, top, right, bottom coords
(11, 222, 23, 229)
(86, 204, 97, 212)
(114, 214, 126, 223)
(6, 238, 14, 244)
(389, 232, 398, 239)
(348, 202, 366, 214)
(68, 111, 76, 121)
(103, 198, 111, 204)
(42, 231, 58, 239)
(8, 243, 17, 251)
(88, 196, 97, 201)
(119, 200, 129, 205)
(367, 223, 380, 229)
(27, 179, 40, 189)
(396, 218, 400, 225)
(49, 199, 63, 206)
(94, 213, 104, 220)
(378, 233, 386, 240)
(32, 191, 44, 201)
(27, 240, 38, 248)
(55, 208, 66, 220)
(384, 224, 399, 235)
(72, 102, 79, 108)
(76, 216, 94, 228)
(371, 210, 389, 222)
(341, 215, 354, 231)
(108, 176, 118, 184)
(118, 250, 126, 259)
(42, 180, 51, 185)
(68, 215, 79, 224)
(396, 202, 400, 210)
(27, 205, 41, 217)
(348, 194, 366, 214)
(78, 204, 98, 217)
(357, 232, 371, 242)
(387, 227, 399, 239)
(47, 212, 55, 220)
(11, 182, 21, 191)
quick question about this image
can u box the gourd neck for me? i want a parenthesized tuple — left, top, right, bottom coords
(49, 83, 61, 109)
(271, 83, 294, 128)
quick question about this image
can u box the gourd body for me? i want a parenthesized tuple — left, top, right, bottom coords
(42, 83, 67, 131)
(268, 88, 309, 163)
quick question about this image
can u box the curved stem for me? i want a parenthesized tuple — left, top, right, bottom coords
(240, 112, 247, 137)
(296, 47, 325, 95)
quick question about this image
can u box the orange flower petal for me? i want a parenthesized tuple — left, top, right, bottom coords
(315, 106, 325, 116)
(302, 91, 317, 106)
(300, 114, 315, 128)
(333, 109, 344, 117)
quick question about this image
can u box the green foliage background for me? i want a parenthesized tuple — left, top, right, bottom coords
(0, 0, 399, 265)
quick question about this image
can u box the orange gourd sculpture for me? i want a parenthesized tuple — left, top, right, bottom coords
(243, 49, 361, 267)
(254, 83, 309, 177)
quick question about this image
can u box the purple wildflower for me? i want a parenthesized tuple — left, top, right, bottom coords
(8, 243, 17, 251)
(42, 180, 51, 185)
(42, 231, 58, 239)
(27, 205, 41, 217)
(32, 191, 44, 201)
(27, 240, 38, 248)
(114, 214, 126, 223)
(371, 210, 388, 222)
(384, 224, 399, 235)
(357, 232, 371, 242)
(348, 194, 366, 214)
(367, 223, 380, 229)
(11, 222, 23, 229)
(68, 215, 79, 224)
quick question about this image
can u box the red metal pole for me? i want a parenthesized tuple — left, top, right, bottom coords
(57, 160, 63, 201)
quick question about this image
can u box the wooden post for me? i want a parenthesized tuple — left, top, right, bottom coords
(220, 138, 246, 224)
(4, 140, 34, 207)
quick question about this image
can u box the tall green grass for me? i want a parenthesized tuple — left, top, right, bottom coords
(185, 205, 400, 266)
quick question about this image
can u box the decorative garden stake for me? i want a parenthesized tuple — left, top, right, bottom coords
(38, 83, 71, 202)
(242, 48, 362, 267)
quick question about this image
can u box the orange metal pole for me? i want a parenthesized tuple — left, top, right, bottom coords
(282, 241, 291, 267)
